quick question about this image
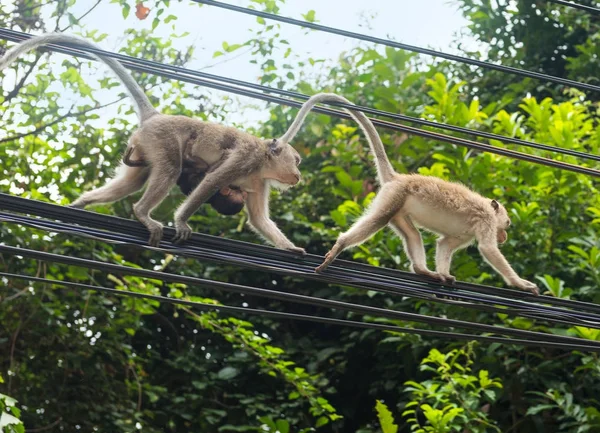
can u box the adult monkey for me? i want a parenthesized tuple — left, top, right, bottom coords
(282, 93, 539, 295)
(0, 33, 331, 251)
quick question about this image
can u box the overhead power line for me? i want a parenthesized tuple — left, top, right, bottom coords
(4, 210, 600, 330)
(0, 31, 597, 177)
(4, 271, 600, 352)
(3, 207, 600, 329)
(3, 243, 600, 351)
(2, 193, 600, 324)
(193, 0, 600, 94)
(2, 29, 597, 164)
(547, 0, 600, 14)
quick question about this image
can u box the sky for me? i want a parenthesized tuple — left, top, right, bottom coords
(0, 0, 474, 132)
(53, 0, 472, 124)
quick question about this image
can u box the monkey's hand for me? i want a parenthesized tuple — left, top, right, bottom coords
(510, 278, 539, 296)
(172, 222, 193, 244)
(315, 251, 335, 273)
(286, 245, 307, 255)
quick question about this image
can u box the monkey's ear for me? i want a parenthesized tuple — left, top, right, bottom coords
(491, 199, 500, 212)
(268, 139, 283, 157)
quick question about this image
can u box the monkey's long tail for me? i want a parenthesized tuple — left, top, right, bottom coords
(280, 93, 396, 184)
(0, 33, 158, 124)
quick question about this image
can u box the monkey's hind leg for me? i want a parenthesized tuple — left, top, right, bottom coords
(70, 163, 149, 208)
(390, 215, 443, 282)
(132, 163, 181, 247)
(315, 185, 401, 273)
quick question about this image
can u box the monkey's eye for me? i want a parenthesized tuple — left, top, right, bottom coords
(506, 219, 511, 227)
(294, 155, 301, 166)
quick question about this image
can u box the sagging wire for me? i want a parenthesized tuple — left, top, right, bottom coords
(2, 192, 599, 318)
(193, 0, 600, 93)
(1, 28, 598, 163)
(0, 29, 599, 177)
(546, 0, 600, 14)
(2, 272, 600, 352)
(3, 209, 600, 329)
(3, 243, 600, 351)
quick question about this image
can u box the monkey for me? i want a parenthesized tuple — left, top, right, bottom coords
(283, 94, 539, 295)
(0, 33, 337, 251)
(123, 138, 247, 215)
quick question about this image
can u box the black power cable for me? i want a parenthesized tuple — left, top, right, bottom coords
(4, 210, 600, 329)
(0, 30, 598, 177)
(4, 272, 600, 352)
(2, 192, 600, 317)
(3, 243, 600, 349)
(3, 209, 600, 329)
(546, 0, 600, 14)
(193, 0, 600, 94)
(1, 28, 598, 164)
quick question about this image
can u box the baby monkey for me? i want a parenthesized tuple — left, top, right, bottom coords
(286, 94, 538, 295)
(123, 143, 246, 215)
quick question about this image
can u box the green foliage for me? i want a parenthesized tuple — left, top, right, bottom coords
(528, 385, 600, 433)
(401, 345, 502, 433)
(0, 375, 24, 433)
(375, 400, 398, 433)
(1, 0, 600, 432)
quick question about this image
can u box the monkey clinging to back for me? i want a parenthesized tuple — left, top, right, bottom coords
(288, 94, 539, 295)
(0, 33, 331, 251)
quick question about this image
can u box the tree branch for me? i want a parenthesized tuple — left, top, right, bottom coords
(26, 417, 63, 432)
(0, 96, 126, 144)
(2, 54, 42, 106)
(59, 0, 103, 32)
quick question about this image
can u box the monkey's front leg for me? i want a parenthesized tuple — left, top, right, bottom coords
(246, 181, 306, 254)
(478, 240, 539, 295)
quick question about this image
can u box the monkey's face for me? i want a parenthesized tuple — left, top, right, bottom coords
(263, 140, 302, 186)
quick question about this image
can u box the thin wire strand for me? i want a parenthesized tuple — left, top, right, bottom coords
(546, 0, 600, 14)
(1, 29, 598, 163)
(3, 209, 600, 329)
(2, 192, 600, 317)
(4, 272, 599, 352)
(0, 30, 598, 177)
(193, 0, 600, 94)
(3, 243, 600, 349)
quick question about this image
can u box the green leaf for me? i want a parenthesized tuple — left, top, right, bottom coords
(375, 400, 398, 433)
(217, 366, 239, 380)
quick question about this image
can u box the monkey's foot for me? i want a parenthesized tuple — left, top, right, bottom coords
(68, 200, 86, 209)
(413, 267, 443, 282)
(147, 225, 164, 247)
(438, 273, 456, 285)
(286, 246, 307, 255)
(172, 222, 192, 244)
(511, 278, 539, 296)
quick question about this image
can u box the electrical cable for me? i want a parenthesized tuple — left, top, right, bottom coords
(0, 30, 598, 177)
(193, 0, 600, 94)
(2, 192, 599, 317)
(1, 28, 598, 164)
(546, 0, 600, 14)
(3, 243, 600, 350)
(5, 210, 600, 329)
(3, 272, 599, 352)
(3, 209, 600, 329)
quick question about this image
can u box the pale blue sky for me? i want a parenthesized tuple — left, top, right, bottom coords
(8, 1, 474, 128)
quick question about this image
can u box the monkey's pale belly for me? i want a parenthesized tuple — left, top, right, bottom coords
(404, 199, 473, 238)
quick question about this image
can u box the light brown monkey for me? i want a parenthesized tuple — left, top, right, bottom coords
(0, 34, 338, 251)
(292, 94, 538, 295)
(123, 134, 247, 215)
